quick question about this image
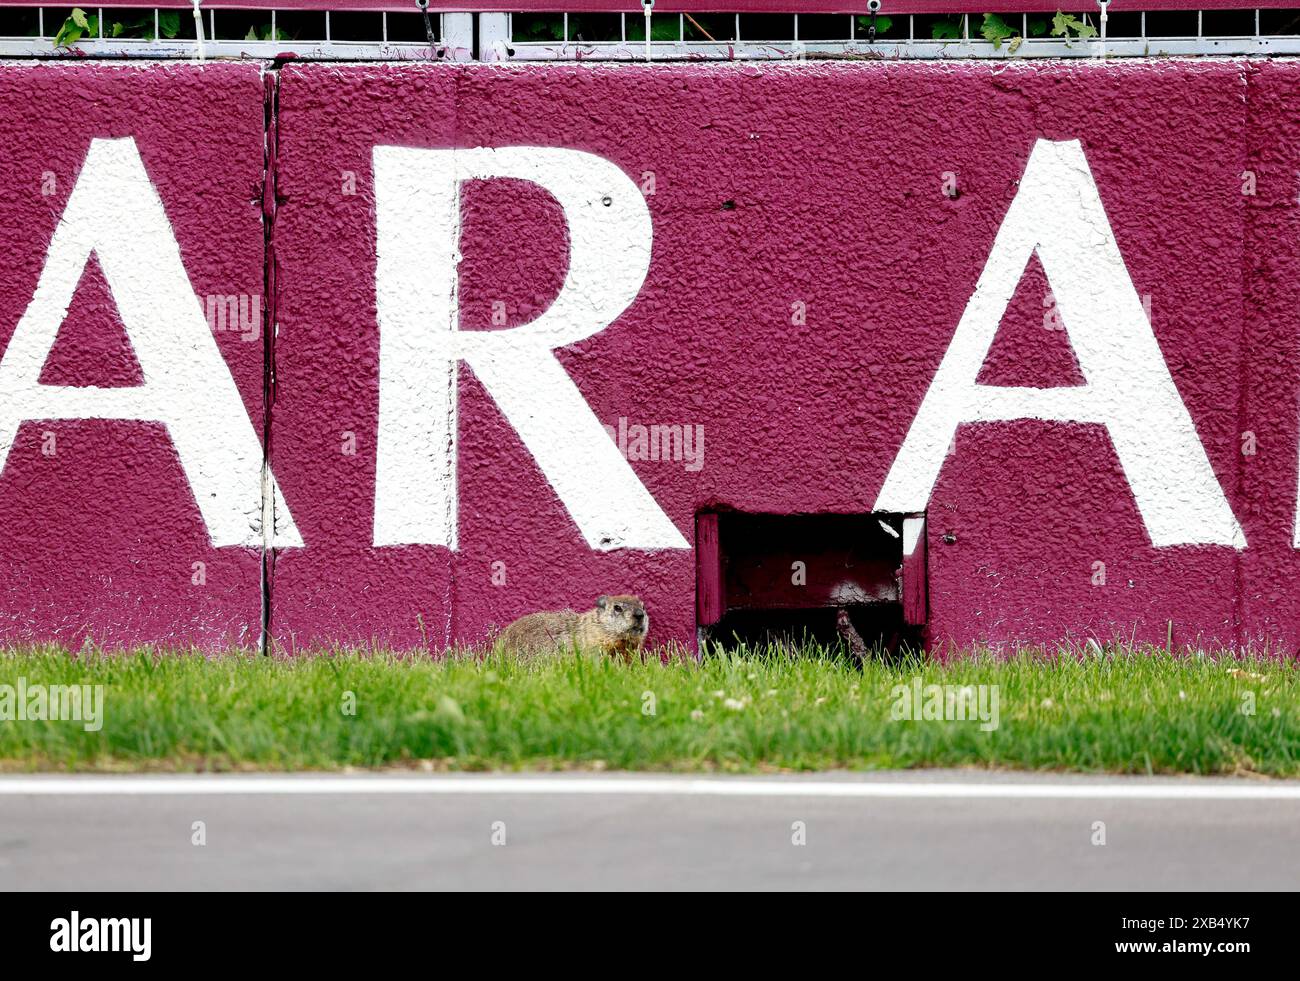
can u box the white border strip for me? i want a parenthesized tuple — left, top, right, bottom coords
(1, 776, 1299, 799)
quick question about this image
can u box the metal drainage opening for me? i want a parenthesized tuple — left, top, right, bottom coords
(695, 510, 927, 659)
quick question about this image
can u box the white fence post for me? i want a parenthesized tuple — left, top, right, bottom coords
(478, 11, 511, 61)
(443, 12, 474, 61)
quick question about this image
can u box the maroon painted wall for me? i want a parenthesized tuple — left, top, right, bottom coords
(2, 60, 1298, 656)
(0, 63, 267, 648)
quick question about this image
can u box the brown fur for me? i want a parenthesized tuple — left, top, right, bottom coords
(497, 595, 648, 662)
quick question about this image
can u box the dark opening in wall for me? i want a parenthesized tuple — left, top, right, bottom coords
(513, 11, 564, 42)
(795, 14, 851, 40)
(740, 14, 794, 41)
(568, 13, 621, 42)
(214, 10, 278, 42)
(696, 511, 927, 661)
(1144, 10, 1198, 36)
(329, 11, 385, 43)
(273, 10, 326, 41)
(0, 7, 39, 38)
(1202, 10, 1255, 35)
(387, 12, 437, 43)
(1261, 9, 1300, 35)
(1103, 12, 1142, 37)
(684, 13, 736, 42)
(710, 604, 917, 659)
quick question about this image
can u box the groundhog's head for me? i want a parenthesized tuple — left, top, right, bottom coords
(595, 594, 648, 641)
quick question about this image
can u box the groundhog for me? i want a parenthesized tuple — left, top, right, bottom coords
(496, 595, 648, 662)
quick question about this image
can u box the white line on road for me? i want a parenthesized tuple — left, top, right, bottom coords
(0, 776, 1298, 799)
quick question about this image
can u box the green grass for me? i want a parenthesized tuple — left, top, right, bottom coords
(0, 644, 1296, 776)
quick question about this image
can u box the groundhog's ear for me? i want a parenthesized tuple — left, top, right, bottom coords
(596, 595, 609, 609)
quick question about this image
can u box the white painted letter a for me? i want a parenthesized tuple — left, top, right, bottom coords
(875, 139, 1244, 549)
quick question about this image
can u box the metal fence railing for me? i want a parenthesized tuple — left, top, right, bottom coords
(0, 3, 1299, 59)
(483, 7, 1300, 59)
(0, 5, 474, 59)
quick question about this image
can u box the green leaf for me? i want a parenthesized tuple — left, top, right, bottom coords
(1028, 17, 1049, 37)
(930, 17, 962, 40)
(1007, 35, 1024, 54)
(108, 16, 154, 40)
(70, 8, 89, 30)
(159, 11, 180, 38)
(517, 15, 564, 41)
(626, 18, 679, 41)
(855, 14, 893, 35)
(979, 13, 1016, 48)
(53, 17, 83, 47)
(245, 26, 257, 41)
(1051, 11, 1098, 41)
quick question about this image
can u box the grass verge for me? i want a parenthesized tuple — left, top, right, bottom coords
(0, 645, 1295, 775)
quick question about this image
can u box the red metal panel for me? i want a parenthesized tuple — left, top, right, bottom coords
(695, 512, 724, 626)
(901, 515, 926, 627)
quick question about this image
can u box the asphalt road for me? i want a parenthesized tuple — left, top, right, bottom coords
(0, 771, 1296, 890)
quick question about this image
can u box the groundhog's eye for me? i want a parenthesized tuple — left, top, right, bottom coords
(614, 605, 623, 614)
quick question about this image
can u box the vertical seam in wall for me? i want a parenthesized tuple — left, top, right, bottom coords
(443, 65, 463, 652)
(258, 63, 280, 655)
(1236, 63, 1254, 653)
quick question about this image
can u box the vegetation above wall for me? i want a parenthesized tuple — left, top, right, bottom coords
(51, 8, 287, 46)
(53, 8, 181, 46)
(512, 10, 1100, 49)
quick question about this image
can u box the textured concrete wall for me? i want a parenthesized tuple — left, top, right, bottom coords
(0, 63, 268, 648)
(3, 60, 1298, 655)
